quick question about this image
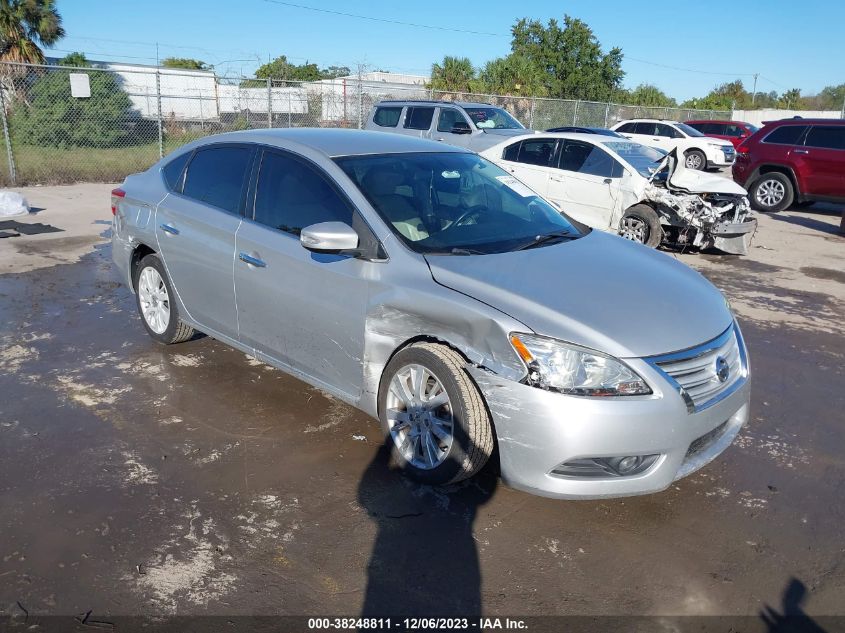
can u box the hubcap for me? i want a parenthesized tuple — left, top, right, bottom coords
(138, 266, 170, 334)
(756, 179, 785, 208)
(619, 216, 648, 243)
(385, 364, 454, 470)
(685, 153, 703, 169)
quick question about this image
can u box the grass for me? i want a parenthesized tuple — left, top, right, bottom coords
(0, 136, 205, 187)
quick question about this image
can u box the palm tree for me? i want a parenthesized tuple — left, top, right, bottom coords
(430, 56, 475, 94)
(0, 0, 64, 66)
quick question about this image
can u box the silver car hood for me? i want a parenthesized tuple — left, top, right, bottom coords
(425, 231, 732, 359)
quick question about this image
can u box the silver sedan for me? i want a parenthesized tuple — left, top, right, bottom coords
(111, 128, 750, 499)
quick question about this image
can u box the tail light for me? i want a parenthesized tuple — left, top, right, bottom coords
(111, 188, 125, 215)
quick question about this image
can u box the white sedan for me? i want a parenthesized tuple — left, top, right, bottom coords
(480, 132, 757, 254)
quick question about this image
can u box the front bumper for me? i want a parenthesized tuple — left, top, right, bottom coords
(706, 147, 736, 167)
(709, 218, 758, 255)
(468, 332, 750, 499)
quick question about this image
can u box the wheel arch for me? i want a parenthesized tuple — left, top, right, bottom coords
(130, 242, 158, 291)
(754, 164, 801, 196)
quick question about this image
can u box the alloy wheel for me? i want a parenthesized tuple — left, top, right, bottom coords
(620, 216, 648, 243)
(685, 153, 703, 169)
(138, 266, 171, 334)
(385, 363, 454, 470)
(756, 179, 785, 208)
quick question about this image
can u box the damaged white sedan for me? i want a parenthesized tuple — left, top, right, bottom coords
(482, 133, 757, 254)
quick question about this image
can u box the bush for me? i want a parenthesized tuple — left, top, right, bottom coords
(9, 69, 135, 149)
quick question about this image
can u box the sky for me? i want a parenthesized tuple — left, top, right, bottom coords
(53, 0, 841, 102)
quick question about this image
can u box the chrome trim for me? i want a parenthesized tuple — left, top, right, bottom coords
(645, 322, 748, 414)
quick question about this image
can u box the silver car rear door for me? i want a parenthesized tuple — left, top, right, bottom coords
(154, 143, 254, 341)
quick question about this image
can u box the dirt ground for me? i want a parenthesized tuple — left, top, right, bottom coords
(0, 183, 844, 627)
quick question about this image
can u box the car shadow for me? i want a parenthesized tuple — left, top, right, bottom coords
(760, 577, 828, 633)
(767, 213, 845, 237)
(357, 434, 498, 618)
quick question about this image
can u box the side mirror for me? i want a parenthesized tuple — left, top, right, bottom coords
(451, 121, 472, 134)
(300, 222, 359, 253)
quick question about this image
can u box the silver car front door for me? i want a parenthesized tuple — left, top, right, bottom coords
(155, 144, 253, 340)
(433, 107, 473, 149)
(234, 148, 370, 399)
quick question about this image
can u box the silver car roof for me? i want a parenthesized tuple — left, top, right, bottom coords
(186, 128, 470, 158)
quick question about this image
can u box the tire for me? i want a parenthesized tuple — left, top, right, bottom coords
(684, 149, 707, 171)
(619, 204, 663, 248)
(134, 254, 195, 345)
(378, 342, 494, 485)
(749, 172, 794, 212)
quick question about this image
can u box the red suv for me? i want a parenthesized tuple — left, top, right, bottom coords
(686, 120, 759, 148)
(732, 119, 845, 212)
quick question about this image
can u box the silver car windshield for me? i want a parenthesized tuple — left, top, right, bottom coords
(335, 152, 583, 254)
(602, 141, 667, 178)
(463, 107, 524, 130)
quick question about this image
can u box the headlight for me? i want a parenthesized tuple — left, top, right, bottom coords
(509, 333, 651, 396)
(707, 142, 725, 149)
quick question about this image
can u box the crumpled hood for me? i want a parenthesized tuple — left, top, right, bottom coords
(425, 231, 732, 359)
(655, 150, 748, 196)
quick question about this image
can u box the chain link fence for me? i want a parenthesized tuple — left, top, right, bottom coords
(0, 61, 729, 186)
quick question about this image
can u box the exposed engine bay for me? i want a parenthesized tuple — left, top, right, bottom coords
(643, 150, 756, 255)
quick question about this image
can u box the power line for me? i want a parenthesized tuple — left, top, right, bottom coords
(626, 56, 755, 77)
(259, 0, 507, 36)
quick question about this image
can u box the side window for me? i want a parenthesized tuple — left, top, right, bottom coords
(253, 151, 353, 236)
(373, 106, 403, 128)
(634, 122, 657, 135)
(803, 126, 845, 150)
(763, 125, 807, 145)
(724, 124, 744, 137)
(559, 141, 619, 177)
(515, 138, 556, 167)
(655, 123, 681, 138)
(404, 107, 435, 130)
(182, 146, 252, 214)
(502, 141, 521, 162)
(437, 108, 465, 133)
(162, 151, 191, 192)
(617, 122, 637, 133)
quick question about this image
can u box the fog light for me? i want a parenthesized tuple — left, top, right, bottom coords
(551, 454, 659, 478)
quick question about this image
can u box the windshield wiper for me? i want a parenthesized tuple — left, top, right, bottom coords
(424, 247, 487, 256)
(513, 230, 576, 251)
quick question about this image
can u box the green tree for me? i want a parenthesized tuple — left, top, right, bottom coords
(321, 65, 350, 79)
(509, 16, 624, 100)
(625, 83, 677, 107)
(10, 64, 134, 148)
(816, 83, 845, 110)
(256, 55, 322, 81)
(682, 80, 750, 110)
(429, 56, 475, 93)
(161, 57, 209, 71)
(0, 0, 63, 65)
(475, 53, 547, 96)
(778, 88, 801, 109)
(57, 51, 88, 68)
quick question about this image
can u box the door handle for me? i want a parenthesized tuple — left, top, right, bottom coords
(160, 223, 179, 235)
(792, 149, 809, 155)
(238, 252, 266, 268)
(603, 178, 613, 184)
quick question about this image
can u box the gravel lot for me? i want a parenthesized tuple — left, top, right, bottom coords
(1, 183, 843, 626)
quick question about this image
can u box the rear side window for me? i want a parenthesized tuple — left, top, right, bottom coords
(634, 122, 658, 135)
(514, 138, 556, 167)
(182, 146, 252, 214)
(655, 123, 681, 138)
(162, 151, 191, 191)
(253, 151, 353, 236)
(763, 125, 807, 145)
(373, 106, 402, 128)
(616, 122, 637, 133)
(404, 107, 435, 130)
(803, 126, 845, 150)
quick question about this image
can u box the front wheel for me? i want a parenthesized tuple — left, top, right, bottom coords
(134, 254, 195, 345)
(619, 204, 663, 248)
(378, 342, 494, 485)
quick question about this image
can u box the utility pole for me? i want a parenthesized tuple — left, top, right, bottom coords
(751, 73, 759, 106)
(356, 62, 365, 130)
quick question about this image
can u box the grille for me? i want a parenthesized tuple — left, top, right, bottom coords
(686, 421, 728, 459)
(649, 326, 746, 412)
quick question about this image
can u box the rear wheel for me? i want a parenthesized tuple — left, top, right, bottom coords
(134, 254, 195, 345)
(750, 172, 793, 212)
(619, 204, 663, 248)
(379, 342, 494, 485)
(684, 149, 707, 171)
